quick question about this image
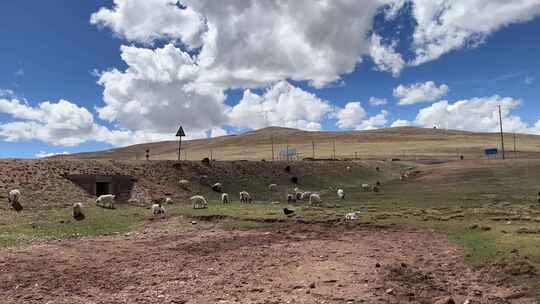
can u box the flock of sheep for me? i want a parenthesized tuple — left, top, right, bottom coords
(5, 164, 392, 222)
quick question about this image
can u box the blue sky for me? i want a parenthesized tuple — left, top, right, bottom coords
(0, 0, 539, 158)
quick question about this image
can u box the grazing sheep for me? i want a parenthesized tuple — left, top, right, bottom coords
(295, 192, 303, 201)
(96, 194, 115, 209)
(346, 166, 351, 172)
(8, 189, 23, 211)
(190, 195, 208, 209)
(151, 203, 166, 216)
(221, 193, 230, 204)
(268, 184, 278, 191)
(179, 179, 190, 189)
(372, 185, 380, 193)
(345, 211, 360, 220)
(361, 184, 371, 192)
(301, 191, 312, 201)
(239, 191, 252, 204)
(293, 187, 300, 193)
(212, 182, 223, 192)
(165, 197, 173, 204)
(72, 203, 85, 221)
(309, 193, 322, 206)
(287, 194, 296, 203)
(337, 189, 345, 200)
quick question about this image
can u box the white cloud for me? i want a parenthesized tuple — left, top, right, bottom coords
(334, 102, 389, 130)
(409, 0, 540, 65)
(413, 95, 531, 133)
(35, 151, 69, 158)
(369, 97, 388, 106)
(210, 127, 227, 138)
(0, 98, 177, 147)
(391, 119, 411, 127)
(90, 0, 206, 48)
(0, 89, 15, 98)
(393, 81, 449, 105)
(356, 110, 389, 130)
(369, 34, 405, 77)
(334, 102, 367, 129)
(228, 81, 332, 131)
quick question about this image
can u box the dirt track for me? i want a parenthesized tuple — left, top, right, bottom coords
(0, 221, 522, 304)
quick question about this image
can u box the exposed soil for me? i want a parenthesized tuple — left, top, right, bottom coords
(0, 221, 525, 304)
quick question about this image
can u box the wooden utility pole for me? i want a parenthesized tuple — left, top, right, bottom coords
(498, 105, 505, 160)
(312, 140, 315, 159)
(210, 149, 213, 161)
(332, 139, 336, 160)
(513, 133, 517, 158)
(286, 142, 289, 162)
(271, 135, 275, 161)
(175, 126, 186, 161)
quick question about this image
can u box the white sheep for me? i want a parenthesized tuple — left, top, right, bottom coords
(151, 203, 166, 216)
(96, 194, 115, 209)
(179, 179, 190, 188)
(300, 191, 312, 201)
(8, 189, 20, 203)
(190, 195, 208, 209)
(268, 184, 278, 191)
(293, 187, 300, 193)
(165, 197, 173, 204)
(346, 166, 351, 172)
(239, 191, 252, 204)
(309, 193, 322, 206)
(72, 203, 85, 221)
(337, 189, 345, 200)
(361, 184, 371, 192)
(212, 182, 223, 192)
(221, 193, 230, 204)
(345, 211, 360, 220)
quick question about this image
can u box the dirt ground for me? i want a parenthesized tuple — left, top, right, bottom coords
(0, 220, 526, 304)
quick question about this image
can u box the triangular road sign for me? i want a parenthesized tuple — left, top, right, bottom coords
(176, 126, 186, 137)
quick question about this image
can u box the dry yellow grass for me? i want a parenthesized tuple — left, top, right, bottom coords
(61, 126, 540, 161)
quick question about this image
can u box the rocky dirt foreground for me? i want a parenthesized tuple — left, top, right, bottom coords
(0, 220, 527, 304)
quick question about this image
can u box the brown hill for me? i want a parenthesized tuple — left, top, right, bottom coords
(60, 126, 540, 161)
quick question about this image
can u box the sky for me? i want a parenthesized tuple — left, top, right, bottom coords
(0, 0, 539, 158)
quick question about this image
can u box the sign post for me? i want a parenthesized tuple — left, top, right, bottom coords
(175, 126, 186, 161)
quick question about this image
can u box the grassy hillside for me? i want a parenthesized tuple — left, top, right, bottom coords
(59, 126, 540, 161)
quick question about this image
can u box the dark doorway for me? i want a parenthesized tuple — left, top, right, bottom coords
(96, 182, 110, 197)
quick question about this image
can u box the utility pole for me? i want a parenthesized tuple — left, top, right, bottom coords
(312, 140, 315, 159)
(332, 139, 336, 160)
(271, 135, 275, 161)
(210, 149, 213, 161)
(498, 105, 505, 160)
(513, 133, 517, 158)
(286, 141, 289, 162)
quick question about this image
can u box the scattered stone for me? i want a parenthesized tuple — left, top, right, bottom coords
(433, 296, 455, 304)
(386, 288, 394, 295)
(309, 282, 316, 289)
(191, 221, 197, 225)
(375, 263, 381, 268)
(480, 226, 491, 231)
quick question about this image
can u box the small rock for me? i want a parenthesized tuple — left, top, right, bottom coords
(375, 263, 381, 268)
(309, 282, 316, 289)
(191, 221, 197, 225)
(433, 296, 455, 304)
(386, 288, 394, 295)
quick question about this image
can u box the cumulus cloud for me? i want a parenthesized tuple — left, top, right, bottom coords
(228, 81, 332, 131)
(334, 102, 389, 130)
(356, 110, 389, 130)
(0, 98, 176, 147)
(393, 81, 449, 105)
(35, 151, 69, 158)
(409, 0, 540, 65)
(334, 102, 367, 129)
(413, 96, 531, 133)
(390, 119, 411, 127)
(369, 97, 388, 106)
(369, 34, 405, 77)
(90, 0, 206, 48)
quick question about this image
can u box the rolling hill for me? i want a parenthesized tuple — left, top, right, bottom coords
(59, 126, 540, 161)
